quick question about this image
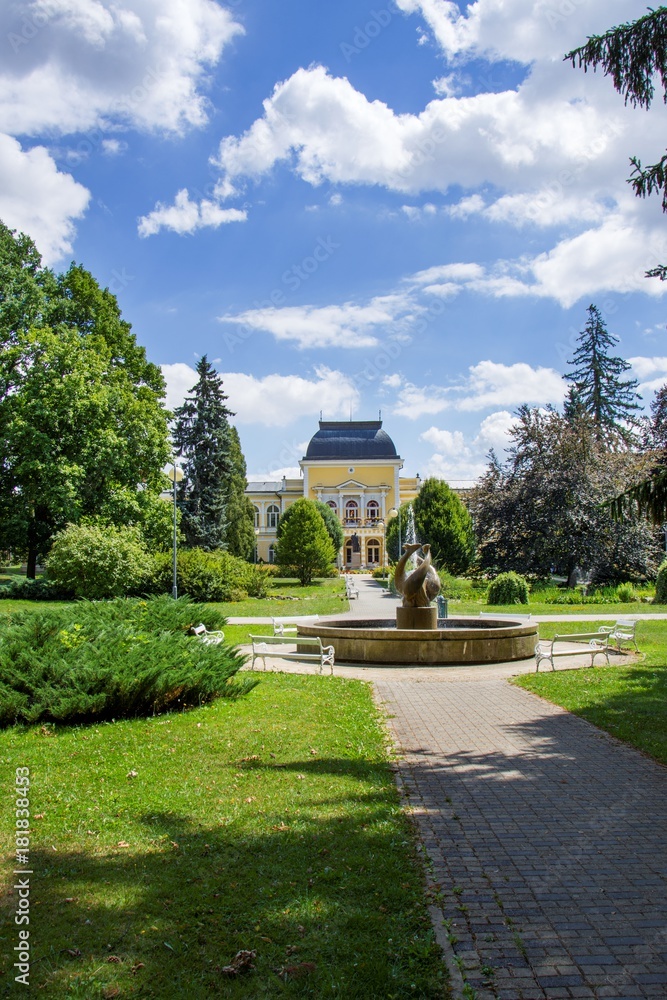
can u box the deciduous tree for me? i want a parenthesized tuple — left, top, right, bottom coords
(275, 499, 335, 585)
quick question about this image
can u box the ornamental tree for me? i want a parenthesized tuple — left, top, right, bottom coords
(278, 499, 344, 557)
(413, 478, 476, 575)
(275, 499, 336, 585)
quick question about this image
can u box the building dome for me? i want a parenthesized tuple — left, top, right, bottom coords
(305, 421, 399, 460)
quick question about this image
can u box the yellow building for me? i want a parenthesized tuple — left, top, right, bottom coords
(246, 420, 422, 568)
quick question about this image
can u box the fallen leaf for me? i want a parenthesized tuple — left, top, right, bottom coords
(66, 948, 81, 958)
(63, 897, 77, 903)
(285, 945, 299, 956)
(107, 956, 121, 963)
(117, 841, 130, 848)
(127, 770, 138, 779)
(220, 949, 256, 977)
(131, 963, 145, 974)
(163, 941, 175, 951)
(309, 748, 318, 755)
(102, 988, 121, 999)
(244, 796, 255, 803)
(34, 813, 45, 820)
(277, 961, 317, 980)
(297, 775, 305, 780)
(297, 925, 306, 937)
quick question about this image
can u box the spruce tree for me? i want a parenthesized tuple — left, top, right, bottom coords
(224, 426, 256, 559)
(173, 357, 234, 550)
(564, 304, 641, 447)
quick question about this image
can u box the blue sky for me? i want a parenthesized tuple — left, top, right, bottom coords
(3, 0, 667, 485)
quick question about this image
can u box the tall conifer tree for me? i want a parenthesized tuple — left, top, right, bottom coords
(564, 304, 640, 447)
(173, 357, 233, 550)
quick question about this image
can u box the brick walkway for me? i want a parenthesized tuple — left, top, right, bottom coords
(375, 676, 667, 1000)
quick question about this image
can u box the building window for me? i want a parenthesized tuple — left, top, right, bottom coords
(267, 504, 280, 528)
(344, 500, 359, 525)
(268, 544, 276, 564)
(326, 500, 338, 510)
(253, 505, 260, 529)
(367, 539, 380, 564)
(366, 500, 380, 525)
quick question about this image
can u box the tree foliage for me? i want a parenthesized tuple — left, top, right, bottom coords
(385, 502, 413, 563)
(564, 304, 641, 447)
(0, 223, 171, 576)
(412, 478, 476, 575)
(566, 7, 667, 278)
(46, 523, 149, 599)
(275, 499, 336, 585)
(173, 357, 253, 555)
(277, 499, 344, 556)
(469, 406, 660, 585)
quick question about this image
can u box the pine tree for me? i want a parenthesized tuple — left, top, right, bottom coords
(566, 8, 667, 279)
(173, 357, 234, 550)
(564, 305, 641, 447)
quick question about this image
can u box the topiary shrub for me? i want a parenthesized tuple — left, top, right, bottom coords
(654, 561, 667, 604)
(46, 523, 149, 599)
(0, 596, 256, 726)
(487, 571, 529, 605)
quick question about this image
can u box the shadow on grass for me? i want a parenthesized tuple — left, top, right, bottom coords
(393, 698, 667, 997)
(4, 779, 445, 999)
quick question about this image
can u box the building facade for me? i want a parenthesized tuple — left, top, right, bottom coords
(246, 420, 422, 568)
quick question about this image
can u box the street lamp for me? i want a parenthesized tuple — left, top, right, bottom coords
(165, 461, 184, 599)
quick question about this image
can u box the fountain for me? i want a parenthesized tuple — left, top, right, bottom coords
(298, 542, 537, 666)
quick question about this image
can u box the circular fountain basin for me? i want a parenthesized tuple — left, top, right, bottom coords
(298, 617, 537, 666)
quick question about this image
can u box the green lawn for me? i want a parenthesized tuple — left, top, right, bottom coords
(515, 620, 667, 766)
(214, 576, 349, 618)
(0, 672, 447, 999)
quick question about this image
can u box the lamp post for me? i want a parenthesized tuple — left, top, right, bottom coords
(166, 461, 184, 599)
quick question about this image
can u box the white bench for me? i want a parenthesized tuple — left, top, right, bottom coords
(250, 634, 335, 675)
(344, 577, 359, 599)
(599, 618, 639, 652)
(271, 615, 319, 636)
(190, 623, 225, 645)
(535, 631, 610, 672)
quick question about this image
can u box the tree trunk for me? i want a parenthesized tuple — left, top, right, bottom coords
(26, 521, 37, 579)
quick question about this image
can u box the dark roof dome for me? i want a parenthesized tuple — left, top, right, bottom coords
(305, 421, 399, 460)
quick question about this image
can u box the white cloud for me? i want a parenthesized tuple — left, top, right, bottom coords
(247, 466, 302, 482)
(1, 0, 243, 136)
(460, 360, 565, 411)
(391, 360, 564, 419)
(393, 0, 637, 64)
(101, 138, 126, 155)
(629, 356, 667, 380)
(423, 451, 487, 485)
(420, 425, 468, 455)
(412, 261, 485, 284)
(473, 410, 516, 450)
(223, 368, 360, 426)
(138, 189, 247, 237)
(160, 362, 197, 411)
(218, 294, 416, 350)
(0, 133, 89, 263)
(161, 363, 359, 426)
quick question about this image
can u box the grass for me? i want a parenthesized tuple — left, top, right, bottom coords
(215, 577, 349, 618)
(514, 620, 667, 766)
(0, 672, 447, 999)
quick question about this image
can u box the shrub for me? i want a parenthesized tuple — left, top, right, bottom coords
(0, 577, 73, 601)
(654, 561, 667, 604)
(0, 596, 256, 726)
(616, 582, 637, 603)
(145, 548, 273, 603)
(46, 523, 149, 599)
(487, 572, 529, 605)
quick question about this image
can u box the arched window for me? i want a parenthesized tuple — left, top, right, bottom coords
(267, 504, 280, 528)
(268, 544, 276, 564)
(326, 500, 338, 510)
(253, 505, 260, 529)
(367, 539, 380, 565)
(344, 500, 359, 525)
(366, 500, 380, 524)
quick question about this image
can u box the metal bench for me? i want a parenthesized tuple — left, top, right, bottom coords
(599, 618, 639, 652)
(535, 631, 610, 672)
(190, 623, 225, 645)
(250, 634, 335, 674)
(271, 615, 319, 636)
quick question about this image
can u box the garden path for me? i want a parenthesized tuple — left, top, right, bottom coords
(241, 576, 667, 999)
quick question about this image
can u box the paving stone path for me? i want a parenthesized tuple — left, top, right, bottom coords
(240, 577, 667, 998)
